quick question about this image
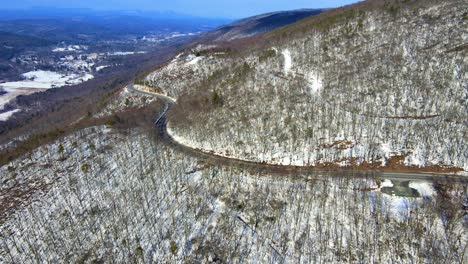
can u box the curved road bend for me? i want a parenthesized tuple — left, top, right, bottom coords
(128, 84, 468, 184)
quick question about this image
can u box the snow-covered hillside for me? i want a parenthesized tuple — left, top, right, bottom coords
(0, 123, 465, 263)
(0, 1, 466, 262)
(93, 85, 158, 118)
(145, 51, 231, 98)
(146, 1, 467, 173)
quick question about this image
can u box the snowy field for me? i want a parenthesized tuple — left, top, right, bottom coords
(107, 51, 146, 56)
(52, 45, 88, 52)
(0, 70, 94, 89)
(0, 87, 44, 110)
(0, 70, 94, 121)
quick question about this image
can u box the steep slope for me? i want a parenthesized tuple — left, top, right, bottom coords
(1, 2, 466, 262)
(1, 113, 465, 263)
(202, 9, 322, 41)
(146, 0, 468, 173)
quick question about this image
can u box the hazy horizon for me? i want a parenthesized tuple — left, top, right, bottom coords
(2, 0, 361, 19)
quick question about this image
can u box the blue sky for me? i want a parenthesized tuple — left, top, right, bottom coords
(4, 0, 361, 19)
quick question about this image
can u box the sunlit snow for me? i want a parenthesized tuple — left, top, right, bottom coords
(96, 65, 110, 71)
(0, 70, 94, 89)
(107, 51, 146, 56)
(186, 56, 203, 65)
(380, 179, 394, 188)
(0, 109, 20, 121)
(53, 45, 87, 52)
(282, 49, 292, 74)
(307, 72, 322, 93)
(408, 181, 436, 197)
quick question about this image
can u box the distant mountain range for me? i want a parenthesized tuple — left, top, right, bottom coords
(0, 8, 231, 42)
(203, 9, 323, 41)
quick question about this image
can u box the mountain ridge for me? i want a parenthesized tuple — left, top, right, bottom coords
(145, 0, 468, 173)
(199, 9, 323, 42)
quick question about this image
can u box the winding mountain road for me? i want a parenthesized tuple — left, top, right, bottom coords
(129, 84, 467, 183)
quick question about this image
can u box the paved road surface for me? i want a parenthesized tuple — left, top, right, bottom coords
(129, 84, 467, 184)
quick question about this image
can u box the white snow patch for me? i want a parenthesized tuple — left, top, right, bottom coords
(0, 109, 20, 121)
(0, 93, 11, 109)
(186, 56, 203, 66)
(307, 72, 322, 93)
(282, 49, 292, 74)
(102, 127, 113, 134)
(404, 147, 426, 167)
(96, 65, 110, 71)
(0, 70, 94, 89)
(381, 179, 394, 188)
(409, 181, 436, 197)
(380, 143, 392, 157)
(107, 51, 146, 56)
(385, 195, 412, 220)
(207, 199, 226, 228)
(0, 87, 45, 110)
(0, 81, 49, 89)
(122, 86, 130, 94)
(187, 171, 202, 185)
(162, 32, 198, 41)
(53, 45, 87, 52)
